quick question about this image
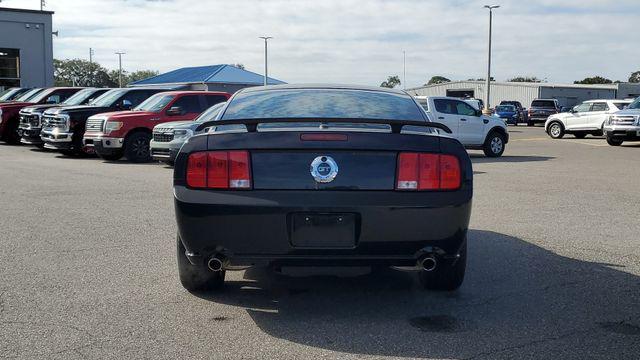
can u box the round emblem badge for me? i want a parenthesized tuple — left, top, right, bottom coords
(310, 156, 338, 183)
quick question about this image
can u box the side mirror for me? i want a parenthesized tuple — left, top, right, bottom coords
(166, 106, 183, 116)
(475, 109, 483, 117)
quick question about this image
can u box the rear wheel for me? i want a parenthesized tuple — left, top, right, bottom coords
(548, 122, 564, 139)
(482, 131, 506, 157)
(177, 236, 225, 292)
(419, 241, 466, 291)
(124, 132, 152, 163)
(606, 136, 623, 146)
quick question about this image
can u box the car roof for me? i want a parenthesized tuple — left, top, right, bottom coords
(151, 90, 230, 96)
(239, 84, 409, 96)
(584, 99, 632, 103)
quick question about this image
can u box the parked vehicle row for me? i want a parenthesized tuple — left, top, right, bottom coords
(0, 86, 230, 162)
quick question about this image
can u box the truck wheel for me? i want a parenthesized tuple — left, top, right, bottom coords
(527, 121, 534, 127)
(419, 241, 466, 291)
(177, 235, 225, 292)
(124, 132, 152, 163)
(574, 133, 586, 139)
(482, 131, 506, 157)
(606, 136, 623, 146)
(98, 152, 123, 161)
(547, 122, 564, 139)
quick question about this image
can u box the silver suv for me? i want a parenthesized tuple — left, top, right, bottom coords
(150, 102, 226, 165)
(603, 97, 640, 146)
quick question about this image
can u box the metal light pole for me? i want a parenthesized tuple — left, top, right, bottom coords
(89, 48, 94, 64)
(403, 50, 406, 90)
(259, 36, 272, 86)
(483, 5, 499, 111)
(115, 52, 125, 87)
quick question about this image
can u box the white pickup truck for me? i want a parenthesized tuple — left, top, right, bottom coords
(414, 96, 509, 157)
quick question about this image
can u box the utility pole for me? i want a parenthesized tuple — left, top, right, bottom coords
(115, 52, 125, 87)
(483, 5, 499, 111)
(40, 0, 45, 11)
(403, 50, 406, 90)
(259, 36, 273, 86)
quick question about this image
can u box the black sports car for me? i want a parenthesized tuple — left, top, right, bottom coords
(173, 85, 473, 292)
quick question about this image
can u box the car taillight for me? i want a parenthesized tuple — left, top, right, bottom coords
(396, 153, 461, 191)
(186, 151, 252, 189)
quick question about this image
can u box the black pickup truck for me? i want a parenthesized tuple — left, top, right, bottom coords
(174, 85, 473, 293)
(40, 88, 165, 155)
(18, 88, 110, 147)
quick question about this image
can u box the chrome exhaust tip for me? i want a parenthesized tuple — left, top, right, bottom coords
(207, 256, 225, 272)
(420, 256, 437, 272)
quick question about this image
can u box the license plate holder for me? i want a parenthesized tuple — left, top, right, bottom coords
(290, 213, 356, 248)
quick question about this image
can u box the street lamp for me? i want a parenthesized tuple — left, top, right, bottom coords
(483, 5, 499, 111)
(115, 52, 126, 87)
(259, 36, 273, 86)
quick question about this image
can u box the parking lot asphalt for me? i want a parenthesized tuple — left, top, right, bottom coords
(1, 126, 639, 359)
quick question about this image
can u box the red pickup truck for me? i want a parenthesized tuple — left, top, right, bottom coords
(83, 91, 230, 162)
(0, 87, 83, 144)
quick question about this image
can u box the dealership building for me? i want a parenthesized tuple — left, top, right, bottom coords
(0, 7, 54, 90)
(407, 81, 640, 108)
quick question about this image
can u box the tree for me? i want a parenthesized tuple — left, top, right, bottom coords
(426, 76, 451, 85)
(507, 76, 541, 83)
(380, 75, 401, 88)
(108, 69, 159, 86)
(629, 71, 640, 83)
(54, 59, 117, 87)
(574, 76, 613, 85)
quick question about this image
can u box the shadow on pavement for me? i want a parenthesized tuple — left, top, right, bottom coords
(470, 155, 554, 163)
(194, 230, 640, 359)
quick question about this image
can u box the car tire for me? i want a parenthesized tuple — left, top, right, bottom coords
(547, 121, 564, 139)
(418, 241, 466, 291)
(574, 133, 586, 139)
(124, 132, 152, 163)
(482, 131, 506, 157)
(606, 136, 623, 146)
(98, 152, 124, 161)
(527, 121, 534, 127)
(177, 235, 225, 292)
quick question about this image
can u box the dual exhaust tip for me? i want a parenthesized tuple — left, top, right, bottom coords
(207, 255, 226, 272)
(419, 255, 437, 272)
(208, 254, 437, 272)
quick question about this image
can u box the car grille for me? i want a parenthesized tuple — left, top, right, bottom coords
(19, 112, 41, 128)
(86, 118, 105, 132)
(42, 115, 67, 131)
(610, 115, 637, 126)
(153, 131, 174, 142)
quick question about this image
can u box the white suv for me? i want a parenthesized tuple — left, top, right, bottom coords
(414, 96, 509, 157)
(544, 99, 631, 139)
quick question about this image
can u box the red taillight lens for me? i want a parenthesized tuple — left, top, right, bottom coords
(228, 151, 251, 189)
(396, 152, 461, 191)
(186, 151, 252, 189)
(207, 151, 229, 188)
(186, 152, 207, 188)
(439, 155, 461, 190)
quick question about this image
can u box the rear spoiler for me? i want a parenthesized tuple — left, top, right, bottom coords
(195, 118, 452, 134)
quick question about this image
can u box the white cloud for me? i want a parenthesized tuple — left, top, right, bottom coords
(3, 0, 640, 87)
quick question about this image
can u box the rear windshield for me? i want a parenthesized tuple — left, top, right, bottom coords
(220, 89, 425, 122)
(531, 100, 556, 108)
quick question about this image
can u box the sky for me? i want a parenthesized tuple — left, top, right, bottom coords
(2, 0, 640, 88)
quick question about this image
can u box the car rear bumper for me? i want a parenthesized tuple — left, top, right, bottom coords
(174, 187, 472, 267)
